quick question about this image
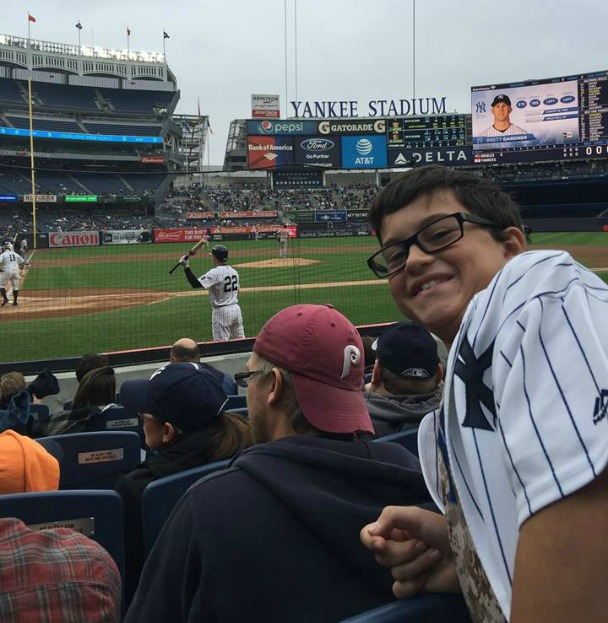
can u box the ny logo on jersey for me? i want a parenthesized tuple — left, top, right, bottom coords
(592, 389, 608, 425)
(455, 336, 497, 431)
(475, 102, 487, 114)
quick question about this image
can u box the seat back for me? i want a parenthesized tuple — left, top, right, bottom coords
(0, 489, 126, 582)
(373, 429, 419, 457)
(29, 402, 51, 423)
(37, 431, 141, 489)
(338, 594, 472, 622)
(225, 394, 247, 410)
(141, 459, 230, 555)
(84, 405, 145, 448)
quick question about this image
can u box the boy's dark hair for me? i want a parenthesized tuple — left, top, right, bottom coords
(368, 165, 523, 244)
(76, 353, 110, 382)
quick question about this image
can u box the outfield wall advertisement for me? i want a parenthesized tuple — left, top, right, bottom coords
(102, 230, 152, 244)
(49, 232, 100, 248)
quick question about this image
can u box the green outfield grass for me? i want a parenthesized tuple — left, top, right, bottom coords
(4, 233, 607, 364)
(5, 237, 400, 363)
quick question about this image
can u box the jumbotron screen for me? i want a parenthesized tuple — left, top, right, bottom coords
(471, 69, 608, 164)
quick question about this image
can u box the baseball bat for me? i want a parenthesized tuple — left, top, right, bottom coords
(168, 236, 208, 274)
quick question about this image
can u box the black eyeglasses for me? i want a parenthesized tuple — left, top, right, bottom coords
(234, 370, 266, 389)
(366, 212, 503, 279)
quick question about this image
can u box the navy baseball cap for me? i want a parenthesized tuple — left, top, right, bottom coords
(491, 94, 511, 107)
(373, 322, 439, 379)
(119, 362, 228, 431)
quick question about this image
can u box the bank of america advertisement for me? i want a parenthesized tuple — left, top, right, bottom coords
(247, 136, 294, 169)
(341, 135, 387, 169)
(471, 80, 579, 150)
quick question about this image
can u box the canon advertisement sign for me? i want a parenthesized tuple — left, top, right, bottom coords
(49, 232, 100, 248)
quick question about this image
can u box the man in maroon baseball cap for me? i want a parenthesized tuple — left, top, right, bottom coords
(247, 303, 373, 439)
(126, 304, 435, 623)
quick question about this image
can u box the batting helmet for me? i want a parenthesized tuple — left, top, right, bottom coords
(211, 245, 228, 261)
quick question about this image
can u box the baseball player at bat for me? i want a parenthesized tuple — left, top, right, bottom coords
(179, 244, 244, 342)
(0, 242, 29, 307)
(361, 166, 607, 623)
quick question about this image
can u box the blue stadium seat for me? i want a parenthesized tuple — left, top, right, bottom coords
(230, 407, 248, 418)
(225, 394, 247, 410)
(338, 594, 471, 622)
(37, 431, 141, 490)
(29, 402, 50, 423)
(373, 429, 419, 457)
(0, 489, 126, 582)
(84, 405, 145, 445)
(141, 459, 230, 556)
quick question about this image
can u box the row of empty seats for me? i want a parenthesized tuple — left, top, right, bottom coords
(0, 78, 176, 115)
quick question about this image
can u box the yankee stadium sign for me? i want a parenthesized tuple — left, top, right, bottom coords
(289, 97, 447, 119)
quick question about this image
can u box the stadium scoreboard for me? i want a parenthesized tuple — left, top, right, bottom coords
(387, 115, 467, 149)
(472, 69, 608, 164)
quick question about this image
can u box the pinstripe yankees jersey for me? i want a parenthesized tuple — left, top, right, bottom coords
(418, 250, 608, 620)
(198, 265, 240, 308)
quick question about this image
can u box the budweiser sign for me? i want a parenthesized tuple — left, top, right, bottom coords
(153, 228, 208, 243)
(49, 232, 100, 248)
(140, 155, 165, 164)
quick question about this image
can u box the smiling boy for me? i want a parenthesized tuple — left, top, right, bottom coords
(361, 165, 608, 623)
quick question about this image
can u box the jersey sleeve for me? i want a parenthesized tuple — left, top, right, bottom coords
(199, 269, 218, 290)
(492, 253, 608, 526)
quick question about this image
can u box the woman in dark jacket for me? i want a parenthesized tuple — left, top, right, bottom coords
(42, 367, 117, 436)
(114, 361, 253, 603)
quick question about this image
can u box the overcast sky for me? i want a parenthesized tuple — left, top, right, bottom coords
(4, 0, 608, 164)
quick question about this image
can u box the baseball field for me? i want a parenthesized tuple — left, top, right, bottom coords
(3, 232, 607, 364)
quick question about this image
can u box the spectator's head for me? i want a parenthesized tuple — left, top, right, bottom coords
(367, 166, 526, 345)
(0, 430, 59, 493)
(247, 304, 373, 443)
(71, 367, 116, 411)
(370, 322, 443, 395)
(0, 372, 26, 406)
(120, 362, 229, 450)
(75, 353, 110, 383)
(169, 338, 200, 363)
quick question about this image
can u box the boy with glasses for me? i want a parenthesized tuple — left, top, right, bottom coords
(361, 165, 608, 623)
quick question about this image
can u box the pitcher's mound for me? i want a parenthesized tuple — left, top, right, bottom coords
(235, 258, 320, 268)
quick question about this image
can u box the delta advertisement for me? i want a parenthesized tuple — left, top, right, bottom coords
(388, 146, 473, 167)
(471, 79, 579, 151)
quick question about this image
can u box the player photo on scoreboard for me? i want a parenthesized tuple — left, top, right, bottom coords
(471, 79, 580, 150)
